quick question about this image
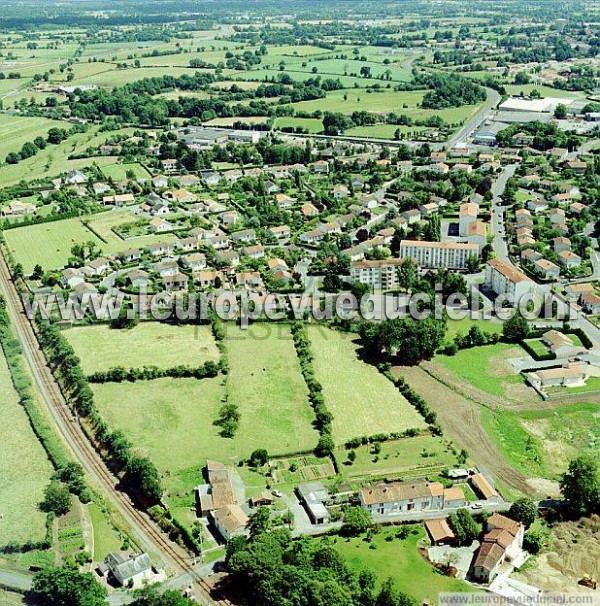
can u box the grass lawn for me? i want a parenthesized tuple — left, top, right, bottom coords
(445, 318, 504, 341)
(224, 324, 318, 456)
(321, 527, 476, 604)
(481, 402, 599, 478)
(436, 343, 526, 399)
(273, 116, 324, 133)
(87, 503, 123, 561)
(308, 327, 426, 443)
(100, 162, 151, 182)
(523, 338, 550, 358)
(63, 322, 220, 375)
(0, 348, 53, 545)
(338, 435, 459, 479)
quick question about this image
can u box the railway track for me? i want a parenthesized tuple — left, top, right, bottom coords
(0, 253, 230, 606)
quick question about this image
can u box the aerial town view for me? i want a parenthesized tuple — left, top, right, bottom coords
(0, 0, 598, 605)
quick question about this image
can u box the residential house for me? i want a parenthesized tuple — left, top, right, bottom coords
(541, 329, 585, 358)
(86, 257, 111, 276)
(301, 202, 319, 218)
(242, 244, 265, 259)
(526, 362, 589, 391)
(581, 293, 600, 315)
(459, 202, 479, 237)
(126, 269, 150, 289)
(557, 250, 581, 268)
(162, 272, 189, 292)
(215, 250, 240, 267)
(425, 518, 456, 546)
(269, 225, 291, 240)
(470, 473, 499, 502)
(65, 170, 87, 184)
(231, 228, 256, 244)
(60, 268, 85, 289)
(553, 236, 571, 253)
(275, 193, 295, 209)
(235, 271, 263, 289)
(180, 253, 207, 271)
(148, 217, 174, 233)
(312, 160, 330, 174)
(533, 258, 560, 280)
(98, 553, 157, 589)
(212, 505, 249, 542)
(332, 184, 350, 199)
(297, 482, 331, 525)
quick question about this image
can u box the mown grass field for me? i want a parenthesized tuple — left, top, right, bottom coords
(87, 503, 123, 561)
(224, 324, 318, 455)
(0, 348, 53, 545)
(435, 342, 526, 399)
(321, 527, 476, 604)
(482, 402, 599, 478)
(0, 114, 64, 160)
(100, 162, 151, 181)
(4, 217, 102, 274)
(445, 318, 504, 341)
(4, 212, 178, 273)
(307, 327, 426, 443)
(63, 323, 220, 375)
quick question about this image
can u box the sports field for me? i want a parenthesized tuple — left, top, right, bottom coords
(63, 323, 220, 375)
(307, 327, 426, 442)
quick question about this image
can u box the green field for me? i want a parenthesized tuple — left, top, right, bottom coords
(0, 114, 64, 160)
(4, 217, 104, 273)
(482, 403, 599, 478)
(224, 324, 318, 455)
(63, 323, 220, 375)
(100, 162, 151, 181)
(4, 212, 178, 273)
(445, 318, 504, 341)
(338, 434, 459, 478)
(87, 503, 123, 561)
(0, 348, 53, 545)
(436, 343, 527, 399)
(322, 526, 476, 605)
(308, 327, 426, 442)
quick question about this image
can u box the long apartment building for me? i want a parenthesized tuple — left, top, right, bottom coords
(399, 240, 478, 269)
(350, 258, 404, 290)
(484, 258, 534, 302)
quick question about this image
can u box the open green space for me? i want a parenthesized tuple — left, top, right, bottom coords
(87, 503, 123, 561)
(321, 526, 476, 604)
(0, 347, 53, 545)
(224, 323, 319, 456)
(308, 326, 426, 443)
(100, 162, 151, 182)
(63, 323, 220, 375)
(0, 114, 64, 160)
(337, 435, 459, 479)
(482, 402, 599, 478)
(445, 317, 504, 341)
(436, 342, 527, 399)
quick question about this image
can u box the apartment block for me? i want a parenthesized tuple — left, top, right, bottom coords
(399, 240, 478, 269)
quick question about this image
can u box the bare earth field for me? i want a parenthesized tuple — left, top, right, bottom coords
(393, 364, 532, 496)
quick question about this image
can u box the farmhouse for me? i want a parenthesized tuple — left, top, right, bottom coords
(196, 461, 236, 516)
(473, 514, 524, 584)
(526, 362, 589, 391)
(212, 505, 249, 542)
(98, 552, 160, 589)
(359, 480, 465, 515)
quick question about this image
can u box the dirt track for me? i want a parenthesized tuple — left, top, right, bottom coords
(393, 365, 534, 496)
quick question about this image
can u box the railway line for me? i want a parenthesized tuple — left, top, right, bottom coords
(0, 252, 230, 606)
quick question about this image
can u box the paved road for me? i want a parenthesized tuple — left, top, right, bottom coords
(491, 164, 518, 260)
(447, 87, 501, 148)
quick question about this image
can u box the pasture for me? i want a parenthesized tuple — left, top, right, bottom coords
(63, 323, 220, 375)
(223, 324, 318, 456)
(307, 327, 426, 443)
(0, 349, 53, 545)
(3, 217, 104, 273)
(0, 114, 64, 160)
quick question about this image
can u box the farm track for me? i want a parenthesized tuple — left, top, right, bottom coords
(0, 253, 230, 606)
(392, 365, 533, 496)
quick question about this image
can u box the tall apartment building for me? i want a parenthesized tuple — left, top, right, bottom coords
(484, 258, 534, 302)
(399, 240, 478, 269)
(350, 258, 404, 290)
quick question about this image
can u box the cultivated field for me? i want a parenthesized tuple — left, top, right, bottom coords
(308, 327, 426, 443)
(0, 349, 53, 545)
(224, 324, 318, 455)
(63, 323, 220, 374)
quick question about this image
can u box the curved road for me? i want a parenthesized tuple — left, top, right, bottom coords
(0, 253, 227, 606)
